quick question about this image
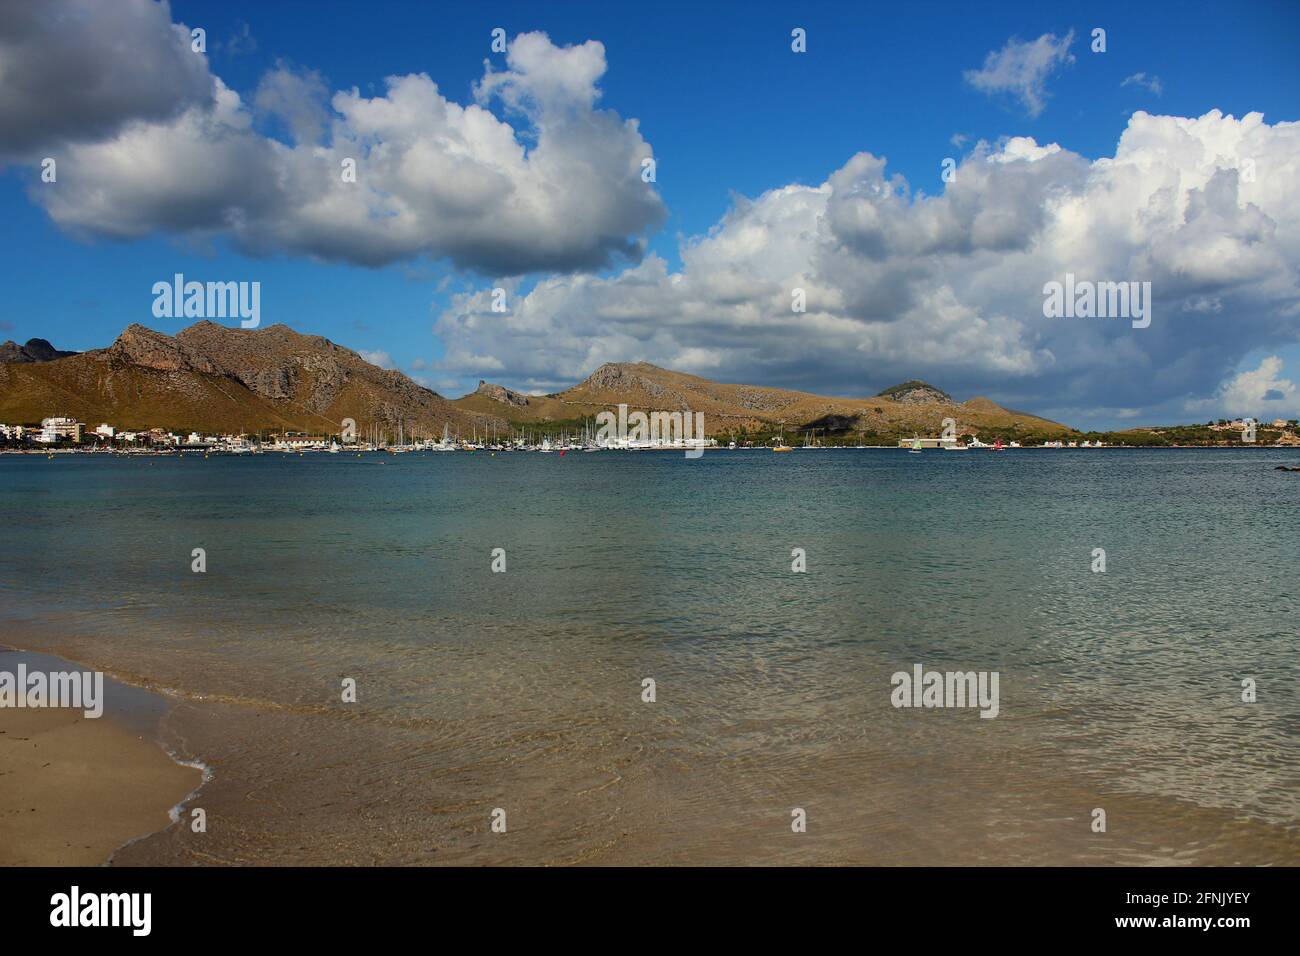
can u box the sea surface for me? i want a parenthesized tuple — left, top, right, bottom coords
(1, 448, 1297, 865)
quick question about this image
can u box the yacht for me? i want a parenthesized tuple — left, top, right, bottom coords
(432, 424, 456, 451)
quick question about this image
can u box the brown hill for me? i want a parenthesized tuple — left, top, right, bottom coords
(0, 323, 1072, 441)
(452, 362, 1071, 440)
(0, 322, 492, 438)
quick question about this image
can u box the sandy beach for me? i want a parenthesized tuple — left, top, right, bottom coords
(0, 649, 203, 866)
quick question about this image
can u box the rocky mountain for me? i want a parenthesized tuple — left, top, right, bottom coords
(0, 338, 76, 363)
(473, 380, 530, 407)
(107, 324, 222, 373)
(0, 323, 1072, 441)
(0, 322, 492, 438)
(877, 380, 953, 405)
(453, 362, 1071, 440)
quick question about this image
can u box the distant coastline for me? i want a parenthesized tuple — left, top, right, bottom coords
(6, 442, 1300, 455)
(5, 324, 1298, 452)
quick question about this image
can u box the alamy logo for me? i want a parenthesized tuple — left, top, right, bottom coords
(151, 273, 260, 328)
(50, 886, 151, 936)
(1043, 273, 1151, 329)
(595, 403, 707, 459)
(0, 664, 103, 718)
(890, 664, 1000, 718)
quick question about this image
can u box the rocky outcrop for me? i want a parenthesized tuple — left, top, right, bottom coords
(877, 380, 954, 405)
(170, 323, 460, 422)
(583, 362, 666, 398)
(475, 380, 529, 407)
(176, 322, 350, 409)
(107, 325, 221, 374)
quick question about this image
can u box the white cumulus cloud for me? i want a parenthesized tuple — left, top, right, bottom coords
(435, 110, 1300, 424)
(0, 0, 214, 156)
(5, 2, 665, 275)
(358, 350, 396, 369)
(1190, 356, 1296, 416)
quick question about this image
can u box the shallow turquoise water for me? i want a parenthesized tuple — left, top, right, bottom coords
(2, 448, 1297, 863)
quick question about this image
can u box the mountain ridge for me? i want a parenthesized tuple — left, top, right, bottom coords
(459, 361, 1070, 439)
(0, 326, 1073, 440)
(0, 337, 77, 364)
(0, 323, 491, 437)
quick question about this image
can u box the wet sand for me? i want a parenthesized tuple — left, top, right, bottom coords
(4, 633, 1298, 867)
(0, 649, 203, 866)
(110, 694, 1300, 867)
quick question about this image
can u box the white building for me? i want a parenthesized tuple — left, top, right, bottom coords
(37, 417, 82, 443)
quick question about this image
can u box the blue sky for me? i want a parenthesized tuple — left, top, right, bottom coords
(1, 0, 1298, 428)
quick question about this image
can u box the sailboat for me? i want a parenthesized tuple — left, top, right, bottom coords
(908, 439, 923, 454)
(388, 421, 413, 453)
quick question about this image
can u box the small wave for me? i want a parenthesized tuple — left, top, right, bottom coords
(165, 751, 214, 825)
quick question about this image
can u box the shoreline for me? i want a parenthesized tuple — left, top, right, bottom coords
(0, 647, 205, 866)
(4, 443, 1300, 456)
(4, 628, 1297, 866)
